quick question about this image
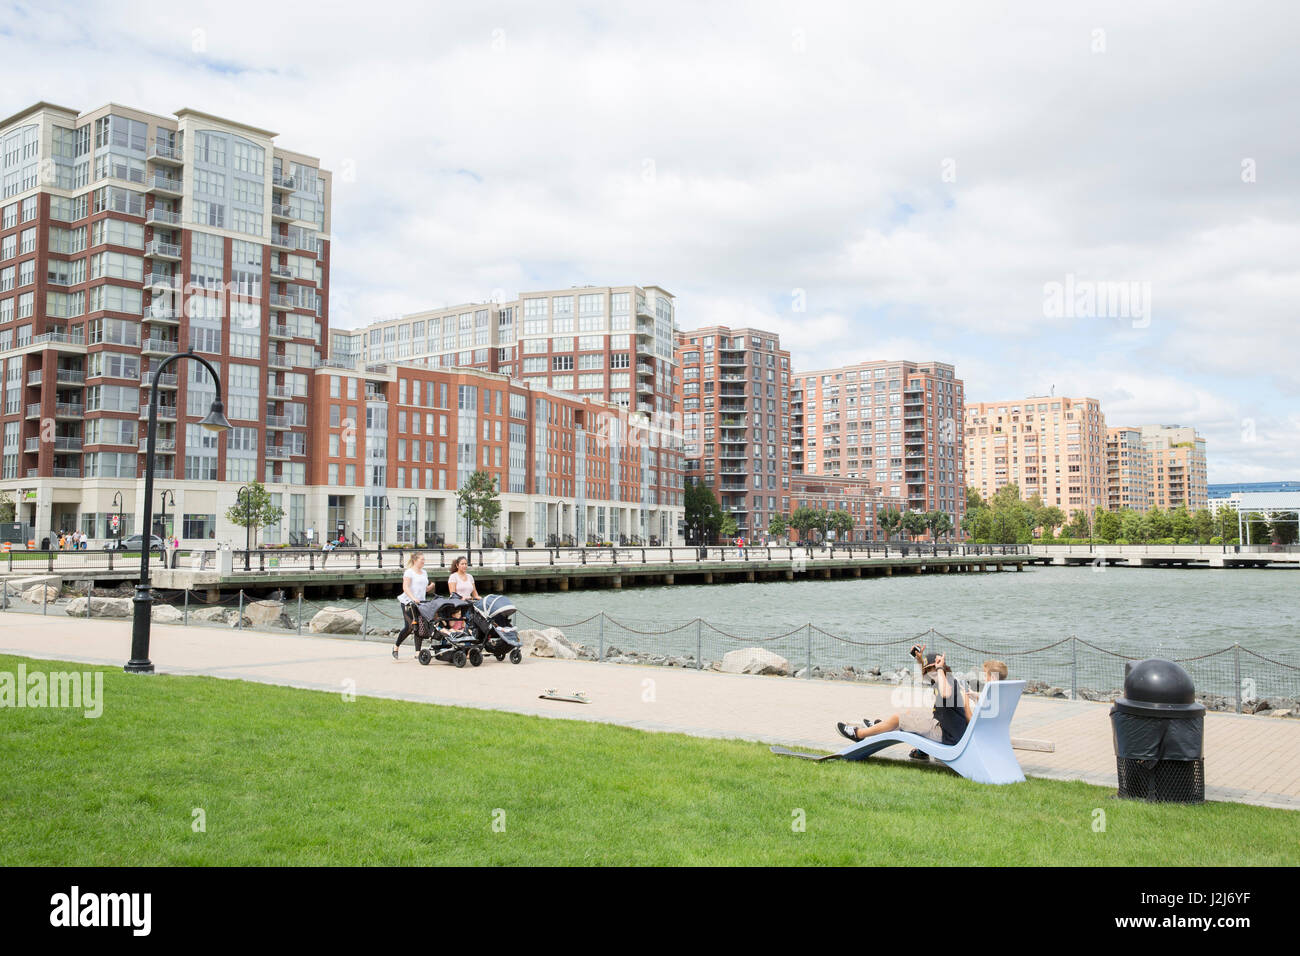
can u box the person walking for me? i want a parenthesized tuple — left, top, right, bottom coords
(393, 552, 429, 659)
(447, 555, 480, 601)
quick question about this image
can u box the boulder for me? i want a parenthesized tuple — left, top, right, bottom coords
(243, 599, 292, 629)
(719, 647, 791, 677)
(309, 606, 363, 634)
(22, 585, 60, 604)
(65, 596, 132, 618)
(520, 627, 578, 659)
(190, 606, 236, 625)
(152, 604, 183, 623)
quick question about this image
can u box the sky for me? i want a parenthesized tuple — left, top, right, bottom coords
(3, 0, 1297, 482)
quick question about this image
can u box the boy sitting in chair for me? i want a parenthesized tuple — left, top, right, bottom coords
(837, 644, 969, 752)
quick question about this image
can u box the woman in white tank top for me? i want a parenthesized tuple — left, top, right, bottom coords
(393, 552, 429, 659)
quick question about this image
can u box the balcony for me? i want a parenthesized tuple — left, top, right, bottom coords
(52, 437, 83, 452)
(636, 380, 654, 395)
(266, 415, 290, 430)
(148, 141, 183, 165)
(144, 174, 184, 197)
(26, 370, 41, 386)
(140, 371, 179, 389)
(139, 406, 178, 422)
(267, 385, 294, 400)
(142, 338, 179, 356)
(23, 438, 37, 453)
(144, 272, 178, 290)
(268, 265, 292, 280)
(635, 321, 654, 338)
(144, 239, 182, 260)
(268, 324, 292, 340)
(636, 362, 654, 376)
(54, 402, 83, 418)
(55, 369, 84, 385)
(25, 403, 40, 419)
(139, 438, 176, 452)
(52, 467, 81, 479)
(145, 305, 180, 324)
(265, 445, 290, 460)
(271, 173, 297, 192)
(145, 207, 181, 226)
(271, 202, 293, 222)
(268, 293, 295, 310)
(268, 352, 291, 370)
(270, 234, 294, 249)
(32, 331, 86, 350)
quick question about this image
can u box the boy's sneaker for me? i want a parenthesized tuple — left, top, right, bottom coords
(836, 722, 860, 741)
(909, 748, 930, 760)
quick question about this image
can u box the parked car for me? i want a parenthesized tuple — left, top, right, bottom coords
(105, 534, 166, 553)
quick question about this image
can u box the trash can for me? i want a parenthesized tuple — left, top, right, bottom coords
(1110, 658, 1205, 803)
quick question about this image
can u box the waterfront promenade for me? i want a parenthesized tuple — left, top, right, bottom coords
(2, 614, 1296, 810)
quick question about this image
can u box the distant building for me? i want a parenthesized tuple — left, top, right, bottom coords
(1208, 481, 1300, 498)
(674, 325, 791, 538)
(1106, 427, 1152, 513)
(1137, 424, 1208, 512)
(794, 360, 965, 528)
(785, 475, 907, 542)
(964, 396, 1107, 522)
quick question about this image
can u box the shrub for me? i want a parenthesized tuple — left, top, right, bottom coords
(526, 537, 535, 548)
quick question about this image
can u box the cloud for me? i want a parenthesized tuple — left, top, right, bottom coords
(4, 0, 1297, 480)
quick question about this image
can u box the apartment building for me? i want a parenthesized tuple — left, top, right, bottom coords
(1138, 424, 1208, 512)
(795, 360, 965, 527)
(1105, 426, 1152, 513)
(964, 396, 1107, 520)
(0, 101, 329, 539)
(673, 325, 791, 537)
(305, 362, 682, 547)
(785, 475, 907, 542)
(353, 285, 684, 532)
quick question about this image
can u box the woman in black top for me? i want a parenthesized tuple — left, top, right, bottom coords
(836, 646, 970, 746)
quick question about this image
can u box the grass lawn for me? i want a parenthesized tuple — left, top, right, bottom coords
(0, 652, 1292, 866)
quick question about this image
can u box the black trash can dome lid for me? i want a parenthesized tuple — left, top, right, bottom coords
(1115, 658, 1205, 716)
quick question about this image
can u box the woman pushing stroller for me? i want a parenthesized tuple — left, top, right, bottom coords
(392, 552, 429, 659)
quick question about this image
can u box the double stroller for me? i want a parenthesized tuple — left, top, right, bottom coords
(411, 593, 524, 667)
(467, 594, 524, 665)
(413, 596, 481, 667)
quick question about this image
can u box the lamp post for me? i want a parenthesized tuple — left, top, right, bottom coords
(377, 495, 390, 551)
(157, 489, 175, 567)
(127, 352, 230, 674)
(111, 491, 125, 551)
(405, 499, 417, 547)
(236, 484, 252, 570)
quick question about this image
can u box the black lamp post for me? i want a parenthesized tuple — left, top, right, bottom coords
(377, 495, 390, 551)
(236, 484, 253, 570)
(111, 491, 125, 550)
(157, 489, 175, 567)
(127, 352, 230, 674)
(405, 499, 417, 547)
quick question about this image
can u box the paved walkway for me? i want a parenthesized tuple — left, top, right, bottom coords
(2, 614, 1296, 810)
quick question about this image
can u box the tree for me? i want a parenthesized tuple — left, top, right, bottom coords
(1095, 509, 1122, 543)
(685, 480, 723, 544)
(1037, 506, 1065, 538)
(1169, 506, 1194, 542)
(0, 490, 13, 524)
(226, 481, 283, 549)
(901, 510, 927, 541)
(965, 487, 986, 513)
(877, 507, 903, 541)
(1272, 512, 1299, 545)
(1121, 510, 1144, 543)
(719, 513, 739, 539)
(767, 513, 788, 541)
(1192, 508, 1214, 544)
(828, 509, 854, 541)
(455, 470, 501, 546)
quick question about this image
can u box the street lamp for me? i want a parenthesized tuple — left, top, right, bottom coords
(377, 495, 390, 551)
(236, 484, 252, 570)
(405, 499, 417, 547)
(111, 491, 125, 551)
(127, 352, 230, 674)
(157, 489, 175, 567)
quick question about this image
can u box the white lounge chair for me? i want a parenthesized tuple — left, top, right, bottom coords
(773, 679, 1027, 784)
